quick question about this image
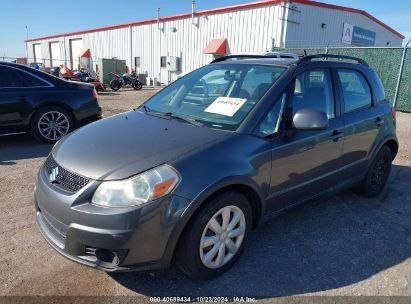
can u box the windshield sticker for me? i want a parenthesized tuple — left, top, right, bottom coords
(204, 97, 247, 117)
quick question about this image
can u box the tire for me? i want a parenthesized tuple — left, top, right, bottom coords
(357, 146, 392, 197)
(110, 79, 122, 91)
(31, 106, 74, 144)
(174, 191, 252, 280)
(132, 80, 143, 90)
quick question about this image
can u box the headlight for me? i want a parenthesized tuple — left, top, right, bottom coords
(92, 165, 180, 208)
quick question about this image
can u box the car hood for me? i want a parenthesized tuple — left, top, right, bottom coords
(52, 111, 229, 180)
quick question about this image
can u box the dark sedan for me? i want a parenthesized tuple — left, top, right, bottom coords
(0, 62, 102, 143)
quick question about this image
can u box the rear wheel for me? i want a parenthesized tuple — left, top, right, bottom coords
(174, 191, 252, 280)
(31, 106, 73, 144)
(357, 146, 392, 197)
(132, 80, 143, 90)
(110, 79, 122, 91)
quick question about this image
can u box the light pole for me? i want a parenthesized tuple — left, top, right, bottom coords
(25, 25, 29, 62)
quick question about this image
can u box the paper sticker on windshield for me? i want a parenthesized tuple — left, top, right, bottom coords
(204, 97, 247, 117)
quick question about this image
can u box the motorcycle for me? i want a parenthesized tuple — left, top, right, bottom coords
(61, 67, 106, 92)
(108, 71, 143, 91)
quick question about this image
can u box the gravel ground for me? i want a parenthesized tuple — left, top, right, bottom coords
(0, 88, 410, 299)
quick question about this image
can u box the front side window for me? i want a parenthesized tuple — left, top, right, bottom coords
(144, 64, 285, 130)
(337, 69, 372, 113)
(254, 93, 287, 137)
(292, 69, 335, 119)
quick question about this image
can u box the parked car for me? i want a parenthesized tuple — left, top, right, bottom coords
(0, 62, 102, 143)
(29, 62, 46, 72)
(230, 51, 300, 60)
(34, 54, 398, 279)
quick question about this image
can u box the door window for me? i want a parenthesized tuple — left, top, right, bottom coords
(292, 69, 335, 119)
(337, 69, 372, 113)
(255, 93, 287, 137)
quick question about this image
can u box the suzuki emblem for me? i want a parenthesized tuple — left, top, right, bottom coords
(49, 167, 59, 183)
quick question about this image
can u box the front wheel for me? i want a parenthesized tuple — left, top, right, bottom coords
(132, 80, 143, 90)
(110, 79, 122, 91)
(357, 146, 392, 197)
(174, 191, 252, 280)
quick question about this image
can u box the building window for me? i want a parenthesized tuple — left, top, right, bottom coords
(160, 56, 167, 68)
(135, 57, 141, 68)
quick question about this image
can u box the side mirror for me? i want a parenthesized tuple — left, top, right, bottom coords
(293, 109, 329, 130)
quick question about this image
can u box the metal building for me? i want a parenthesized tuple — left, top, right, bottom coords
(25, 0, 404, 84)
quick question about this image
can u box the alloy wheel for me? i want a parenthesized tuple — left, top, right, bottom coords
(38, 111, 70, 141)
(199, 205, 246, 269)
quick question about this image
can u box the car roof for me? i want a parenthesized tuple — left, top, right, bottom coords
(210, 58, 372, 72)
(211, 58, 298, 67)
(0, 61, 36, 71)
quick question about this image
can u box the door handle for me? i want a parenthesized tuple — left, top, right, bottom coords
(376, 117, 385, 127)
(329, 130, 344, 141)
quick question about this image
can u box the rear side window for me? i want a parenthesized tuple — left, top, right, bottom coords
(0, 66, 48, 88)
(14, 69, 48, 86)
(0, 66, 26, 87)
(370, 71, 386, 103)
(337, 69, 372, 113)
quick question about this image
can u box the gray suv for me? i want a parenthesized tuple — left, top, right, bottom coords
(34, 54, 398, 279)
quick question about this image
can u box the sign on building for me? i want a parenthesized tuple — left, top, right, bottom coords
(342, 23, 376, 46)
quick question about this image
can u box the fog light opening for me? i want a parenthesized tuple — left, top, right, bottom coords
(95, 249, 120, 266)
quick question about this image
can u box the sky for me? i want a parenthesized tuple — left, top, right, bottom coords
(0, 0, 410, 58)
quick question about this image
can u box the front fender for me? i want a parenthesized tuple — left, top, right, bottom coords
(160, 175, 266, 268)
(181, 175, 266, 220)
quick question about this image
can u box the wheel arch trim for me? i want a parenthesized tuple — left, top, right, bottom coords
(369, 135, 399, 162)
(29, 103, 75, 127)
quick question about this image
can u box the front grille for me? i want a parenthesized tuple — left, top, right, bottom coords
(44, 155, 91, 193)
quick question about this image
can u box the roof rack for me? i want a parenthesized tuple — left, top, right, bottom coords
(297, 54, 369, 66)
(210, 54, 295, 64)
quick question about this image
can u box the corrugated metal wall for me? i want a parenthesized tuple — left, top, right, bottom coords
(132, 4, 285, 83)
(284, 3, 403, 48)
(26, 1, 403, 83)
(26, 4, 285, 82)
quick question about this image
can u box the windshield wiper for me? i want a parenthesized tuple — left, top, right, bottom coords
(141, 106, 202, 127)
(141, 104, 149, 113)
(164, 112, 203, 127)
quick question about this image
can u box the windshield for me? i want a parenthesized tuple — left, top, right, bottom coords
(143, 64, 285, 130)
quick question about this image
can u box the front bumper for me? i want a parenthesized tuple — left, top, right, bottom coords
(34, 163, 191, 272)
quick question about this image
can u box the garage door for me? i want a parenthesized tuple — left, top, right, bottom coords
(70, 39, 83, 70)
(33, 44, 42, 63)
(49, 42, 61, 67)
